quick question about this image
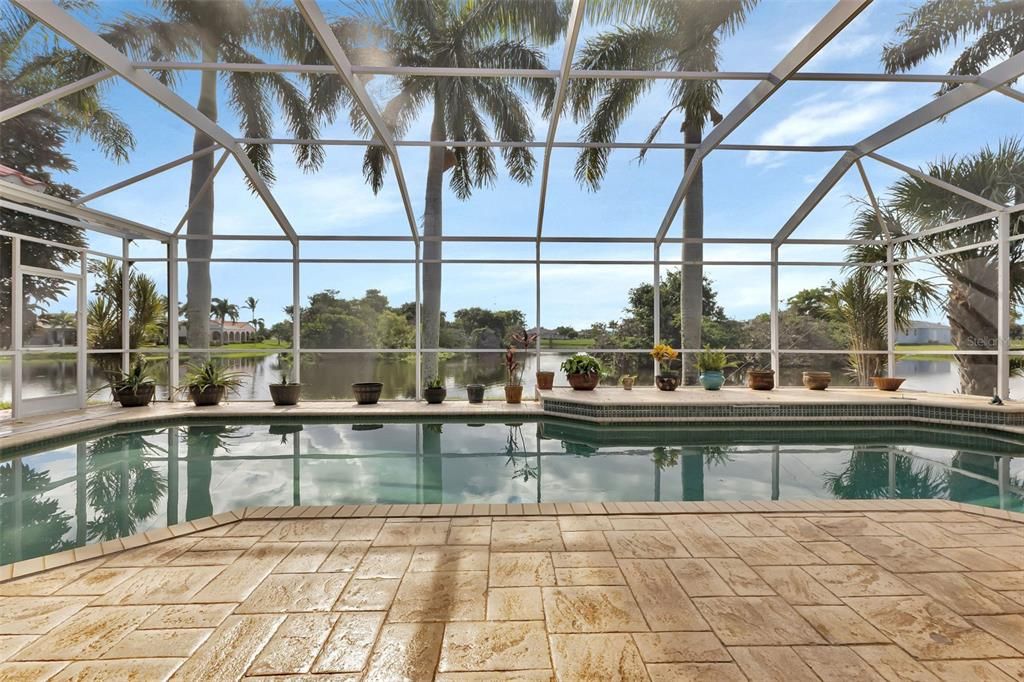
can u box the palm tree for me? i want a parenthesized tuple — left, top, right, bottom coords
(244, 296, 259, 327)
(568, 1, 758, 382)
(848, 140, 1024, 395)
(2, 1, 134, 161)
(87, 258, 168, 352)
(79, 1, 324, 350)
(882, 0, 1023, 95)
(211, 297, 239, 346)
(287, 0, 565, 377)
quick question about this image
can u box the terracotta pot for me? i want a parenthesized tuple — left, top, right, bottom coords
(269, 383, 301, 406)
(352, 382, 383, 405)
(802, 371, 832, 391)
(873, 376, 906, 392)
(535, 371, 555, 390)
(505, 385, 524, 404)
(656, 374, 679, 391)
(114, 384, 154, 408)
(567, 373, 600, 391)
(467, 384, 485, 404)
(746, 369, 775, 391)
(189, 385, 225, 406)
(424, 386, 446, 404)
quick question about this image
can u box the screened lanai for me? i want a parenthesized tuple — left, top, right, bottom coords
(1, 0, 1022, 420)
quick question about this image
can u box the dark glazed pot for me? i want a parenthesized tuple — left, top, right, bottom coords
(535, 371, 555, 390)
(655, 374, 679, 391)
(567, 373, 600, 391)
(189, 385, 225, 406)
(467, 384, 485, 404)
(269, 383, 301, 406)
(114, 384, 155, 408)
(424, 386, 447, 404)
(353, 382, 383, 405)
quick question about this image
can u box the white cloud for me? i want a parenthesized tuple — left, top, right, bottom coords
(746, 85, 898, 168)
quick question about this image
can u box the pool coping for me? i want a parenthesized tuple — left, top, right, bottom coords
(2, 498, 1021, 584)
(2, 387, 1023, 450)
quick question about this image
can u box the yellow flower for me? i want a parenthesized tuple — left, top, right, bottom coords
(650, 343, 679, 362)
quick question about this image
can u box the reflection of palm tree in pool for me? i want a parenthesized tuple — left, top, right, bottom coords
(421, 424, 443, 505)
(824, 448, 946, 500)
(680, 446, 734, 502)
(86, 432, 167, 542)
(652, 447, 680, 502)
(184, 425, 242, 520)
(0, 461, 74, 565)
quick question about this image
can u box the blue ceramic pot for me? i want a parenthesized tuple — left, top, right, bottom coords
(699, 370, 725, 391)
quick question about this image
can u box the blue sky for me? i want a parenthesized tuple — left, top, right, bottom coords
(33, 0, 1023, 330)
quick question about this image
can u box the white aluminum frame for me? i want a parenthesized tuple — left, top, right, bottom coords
(2, 0, 1021, 415)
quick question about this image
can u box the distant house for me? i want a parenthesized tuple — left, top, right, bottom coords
(26, 319, 77, 347)
(178, 319, 256, 345)
(896, 320, 951, 345)
(528, 327, 567, 341)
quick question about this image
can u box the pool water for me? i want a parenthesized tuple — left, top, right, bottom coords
(1, 418, 1021, 566)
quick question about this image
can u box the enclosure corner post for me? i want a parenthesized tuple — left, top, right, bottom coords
(997, 211, 1010, 400)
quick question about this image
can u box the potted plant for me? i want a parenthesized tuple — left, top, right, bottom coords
(179, 360, 245, 406)
(424, 376, 447, 404)
(510, 328, 550, 390)
(746, 366, 775, 391)
(269, 352, 300, 406)
(466, 383, 485, 404)
(353, 382, 384, 405)
(696, 347, 735, 391)
(651, 343, 680, 391)
(620, 374, 636, 391)
(873, 376, 906, 391)
(504, 346, 524, 404)
(101, 356, 156, 408)
(803, 371, 832, 391)
(560, 353, 602, 391)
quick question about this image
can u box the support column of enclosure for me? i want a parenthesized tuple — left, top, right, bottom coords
(997, 211, 1010, 399)
(292, 242, 301, 385)
(415, 241, 422, 401)
(887, 242, 896, 378)
(121, 239, 130, 374)
(77, 243, 87, 408)
(770, 244, 780, 377)
(11, 236, 22, 414)
(168, 239, 179, 399)
(535, 242, 542, 383)
(653, 244, 661, 382)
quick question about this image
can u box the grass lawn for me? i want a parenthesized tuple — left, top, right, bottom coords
(894, 341, 1024, 361)
(542, 338, 596, 349)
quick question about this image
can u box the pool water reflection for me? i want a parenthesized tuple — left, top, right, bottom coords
(1, 419, 1021, 566)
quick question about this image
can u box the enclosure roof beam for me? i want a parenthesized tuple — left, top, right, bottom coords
(294, 0, 419, 244)
(75, 144, 221, 205)
(131, 61, 981, 85)
(0, 69, 114, 123)
(10, 0, 299, 245)
(653, 0, 871, 246)
(0, 182, 170, 241)
(240, 138, 853, 152)
(536, 0, 586, 243)
(772, 50, 1024, 247)
(867, 151, 1006, 212)
(997, 85, 1024, 104)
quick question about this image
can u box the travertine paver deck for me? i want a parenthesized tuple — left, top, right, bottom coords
(1, 505, 1022, 681)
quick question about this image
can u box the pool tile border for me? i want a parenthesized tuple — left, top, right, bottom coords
(2, 499, 1020, 584)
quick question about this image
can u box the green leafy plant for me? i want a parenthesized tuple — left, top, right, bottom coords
(178, 361, 245, 396)
(696, 347, 736, 373)
(619, 374, 637, 384)
(425, 376, 444, 389)
(560, 353, 603, 376)
(96, 356, 155, 396)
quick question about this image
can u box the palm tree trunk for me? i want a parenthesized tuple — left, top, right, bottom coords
(948, 264, 999, 396)
(185, 40, 217, 353)
(681, 120, 704, 384)
(422, 95, 446, 379)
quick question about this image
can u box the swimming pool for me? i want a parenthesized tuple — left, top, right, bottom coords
(1, 418, 1021, 566)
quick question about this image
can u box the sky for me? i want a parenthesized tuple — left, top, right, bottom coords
(22, 0, 1023, 331)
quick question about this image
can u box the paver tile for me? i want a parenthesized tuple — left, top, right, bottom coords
(632, 632, 729, 663)
(844, 596, 1017, 659)
(924, 660, 1017, 681)
(236, 572, 351, 613)
(729, 646, 821, 682)
(606, 531, 689, 559)
(12, 605, 155, 661)
(724, 536, 822, 565)
(487, 586, 544, 620)
(51, 659, 181, 681)
(754, 565, 842, 605)
(548, 633, 648, 681)
(373, 521, 450, 546)
(619, 559, 707, 631)
(101, 627, 211, 659)
(389, 571, 487, 622)
(93, 565, 224, 605)
(490, 552, 555, 587)
(706, 558, 773, 596)
(692, 596, 824, 646)
(362, 622, 444, 682)
(850, 644, 940, 681)
(647, 662, 743, 681)
(311, 611, 385, 673)
(804, 564, 918, 597)
(138, 603, 236, 630)
(794, 604, 889, 644)
(562, 531, 610, 551)
(904, 572, 1024, 616)
(841, 535, 965, 572)
(0, 596, 93, 635)
(410, 546, 489, 573)
(794, 644, 887, 680)
(171, 614, 284, 680)
(663, 517, 735, 557)
(542, 586, 648, 633)
(334, 577, 399, 611)
(970, 615, 1024, 654)
(802, 540, 872, 564)
(664, 559, 733, 596)
(491, 521, 564, 552)
(247, 613, 338, 675)
(439, 621, 550, 672)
